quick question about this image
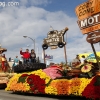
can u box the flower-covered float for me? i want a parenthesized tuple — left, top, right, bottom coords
(6, 62, 100, 99)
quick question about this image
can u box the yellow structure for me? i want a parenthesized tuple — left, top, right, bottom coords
(79, 52, 100, 63)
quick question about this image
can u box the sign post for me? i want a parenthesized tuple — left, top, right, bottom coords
(64, 45, 67, 65)
(90, 43, 100, 70)
(43, 49, 46, 64)
(75, 0, 100, 70)
(86, 32, 100, 69)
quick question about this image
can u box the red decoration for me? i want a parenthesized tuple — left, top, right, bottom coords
(21, 74, 28, 77)
(27, 74, 45, 94)
(82, 75, 100, 99)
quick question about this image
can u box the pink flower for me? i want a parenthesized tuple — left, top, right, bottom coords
(43, 65, 63, 79)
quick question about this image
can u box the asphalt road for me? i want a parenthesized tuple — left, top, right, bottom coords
(0, 90, 87, 100)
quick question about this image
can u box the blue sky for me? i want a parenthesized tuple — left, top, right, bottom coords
(0, 0, 99, 64)
(39, 0, 87, 16)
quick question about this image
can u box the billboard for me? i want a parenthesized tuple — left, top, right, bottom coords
(75, 0, 100, 34)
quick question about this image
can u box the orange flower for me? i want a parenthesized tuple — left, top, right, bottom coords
(71, 78, 81, 86)
(50, 79, 71, 95)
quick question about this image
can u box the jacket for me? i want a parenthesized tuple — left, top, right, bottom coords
(20, 50, 30, 59)
(30, 52, 36, 59)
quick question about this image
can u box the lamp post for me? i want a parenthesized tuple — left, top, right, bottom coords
(23, 36, 35, 51)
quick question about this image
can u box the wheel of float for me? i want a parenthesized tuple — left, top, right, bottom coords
(14, 63, 46, 73)
(42, 44, 48, 50)
(58, 42, 64, 48)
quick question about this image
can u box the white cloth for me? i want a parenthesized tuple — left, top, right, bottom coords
(80, 58, 85, 63)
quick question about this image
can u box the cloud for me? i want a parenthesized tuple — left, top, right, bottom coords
(0, 0, 99, 64)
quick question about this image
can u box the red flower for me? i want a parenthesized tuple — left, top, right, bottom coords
(27, 77, 34, 84)
(21, 74, 28, 77)
(30, 86, 35, 91)
(26, 74, 45, 94)
(82, 75, 100, 99)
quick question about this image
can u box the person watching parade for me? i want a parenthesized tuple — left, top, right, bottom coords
(20, 48, 30, 63)
(30, 49, 36, 63)
(13, 56, 19, 66)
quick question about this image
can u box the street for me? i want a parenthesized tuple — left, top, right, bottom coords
(0, 90, 87, 100)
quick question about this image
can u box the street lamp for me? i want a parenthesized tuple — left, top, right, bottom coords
(23, 36, 35, 51)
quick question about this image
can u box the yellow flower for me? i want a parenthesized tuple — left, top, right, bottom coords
(45, 86, 57, 95)
(70, 77, 93, 96)
(6, 70, 51, 92)
(81, 64, 92, 73)
(6, 73, 22, 91)
(78, 78, 93, 96)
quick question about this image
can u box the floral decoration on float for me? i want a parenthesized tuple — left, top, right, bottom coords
(5, 64, 100, 99)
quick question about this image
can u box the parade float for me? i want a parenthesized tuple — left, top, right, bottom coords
(5, 0, 100, 99)
(0, 45, 14, 88)
(5, 61, 100, 99)
(5, 26, 100, 100)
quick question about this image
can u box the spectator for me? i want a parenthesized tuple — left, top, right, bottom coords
(13, 56, 19, 66)
(20, 48, 30, 64)
(12, 56, 19, 72)
(30, 49, 36, 63)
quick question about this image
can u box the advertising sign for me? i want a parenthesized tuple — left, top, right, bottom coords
(43, 30, 65, 47)
(77, 13, 100, 29)
(75, 0, 100, 20)
(77, 13, 100, 34)
(42, 27, 68, 49)
(86, 31, 100, 43)
(75, 0, 100, 68)
(81, 23, 100, 34)
(75, 0, 100, 34)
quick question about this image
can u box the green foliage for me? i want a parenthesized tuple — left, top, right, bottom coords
(18, 76, 28, 83)
(87, 72, 93, 78)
